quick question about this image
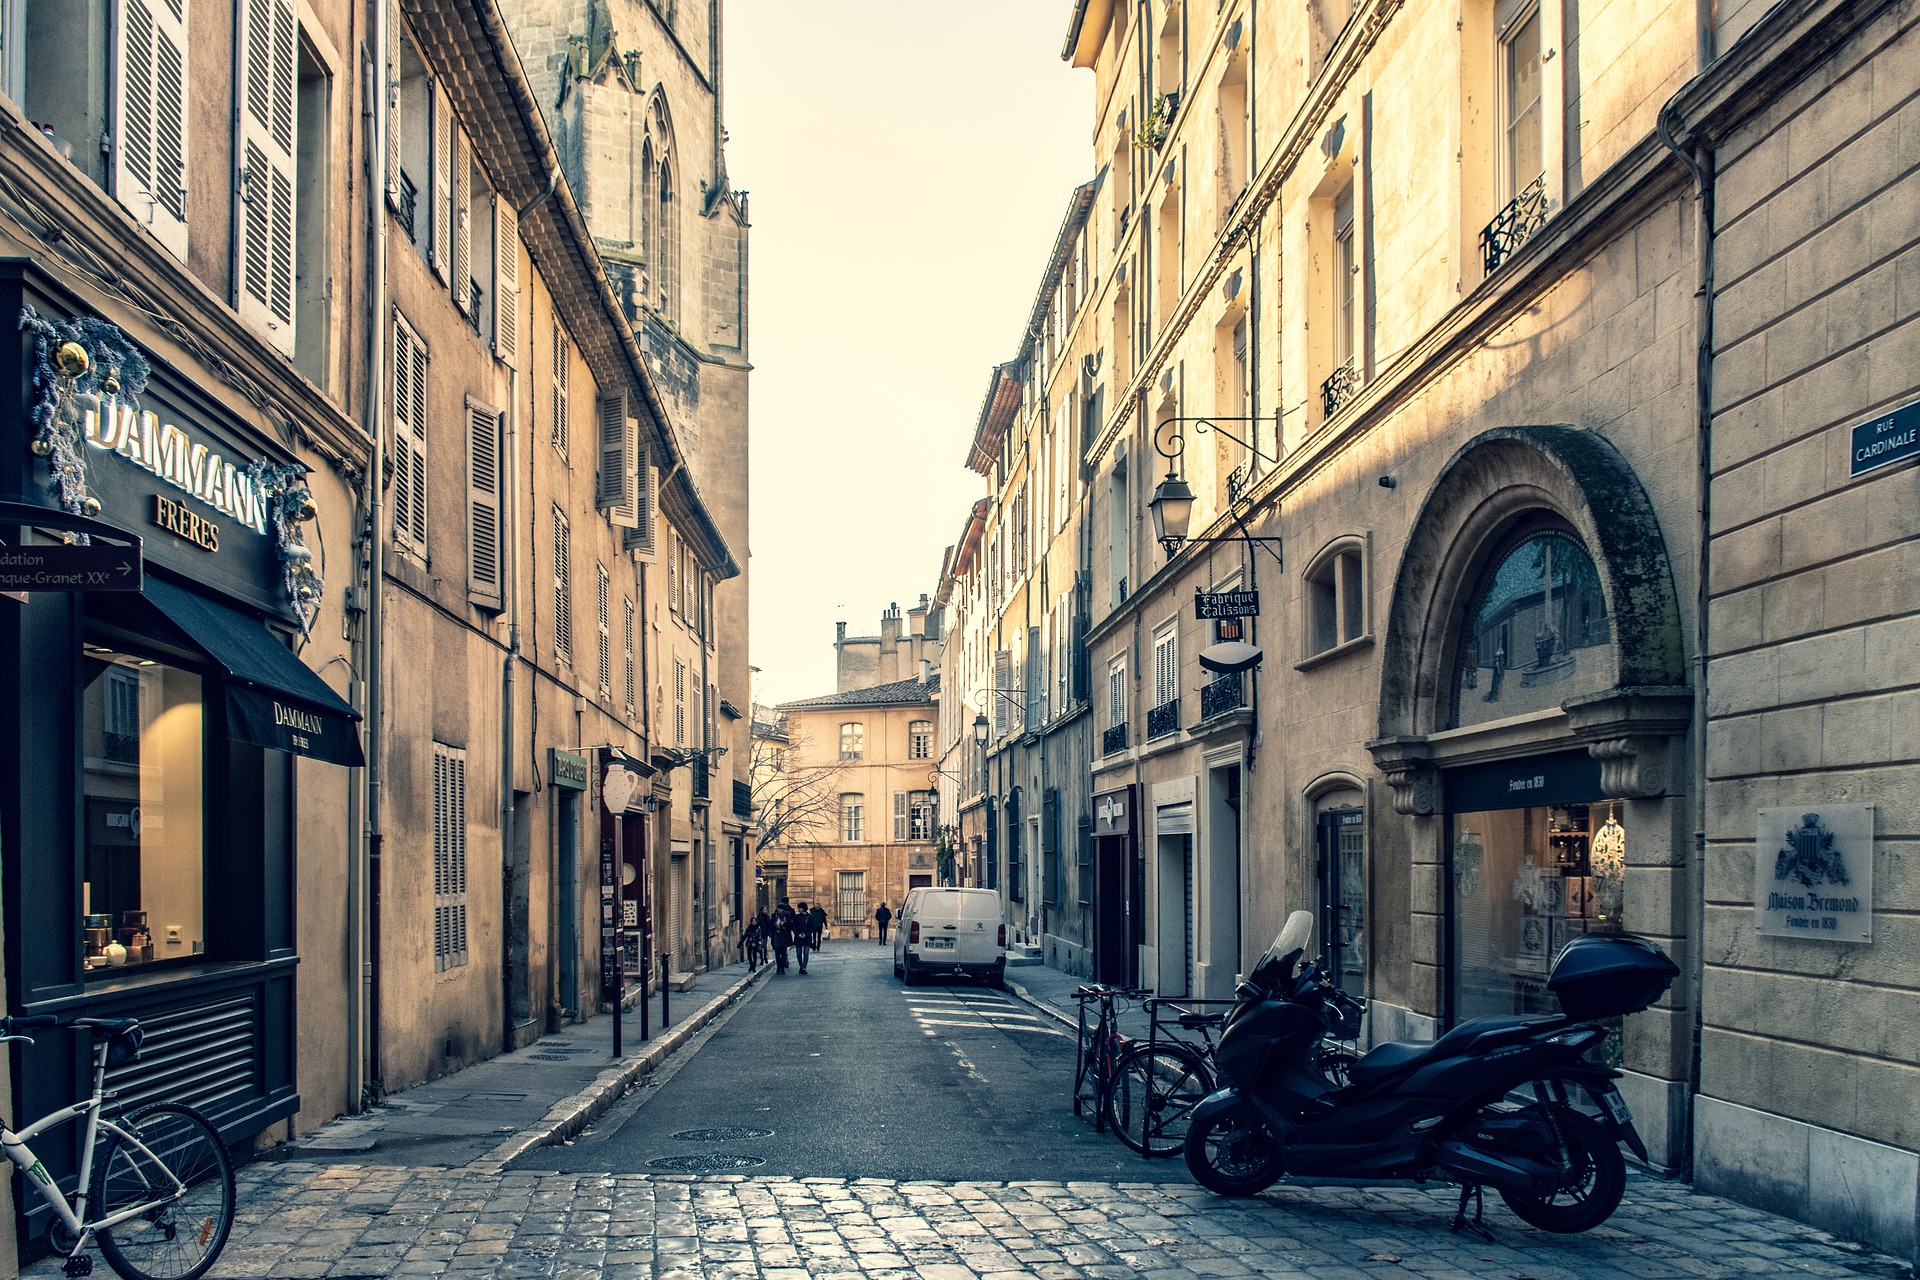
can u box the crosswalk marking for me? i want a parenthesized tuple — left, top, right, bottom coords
(913, 1017, 1066, 1037)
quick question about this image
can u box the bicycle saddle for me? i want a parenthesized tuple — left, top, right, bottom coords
(1176, 1011, 1224, 1029)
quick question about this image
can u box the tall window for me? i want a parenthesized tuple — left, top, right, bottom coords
(840, 793, 864, 843)
(550, 324, 570, 458)
(432, 742, 468, 971)
(895, 791, 935, 841)
(1502, 5, 1544, 200)
(1153, 627, 1178, 709)
(908, 720, 933, 760)
(839, 721, 864, 761)
(1332, 186, 1357, 372)
(595, 562, 611, 699)
(551, 506, 571, 664)
(836, 871, 866, 925)
(1108, 459, 1130, 606)
(1108, 658, 1128, 728)
(1306, 542, 1367, 657)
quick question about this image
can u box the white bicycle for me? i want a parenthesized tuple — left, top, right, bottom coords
(0, 1015, 234, 1280)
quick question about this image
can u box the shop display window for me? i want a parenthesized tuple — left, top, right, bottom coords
(1449, 803, 1624, 1029)
(81, 641, 207, 972)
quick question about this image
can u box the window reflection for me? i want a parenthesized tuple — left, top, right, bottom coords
(82, 644, 206, 971)
(1453, 528, 1611, 726)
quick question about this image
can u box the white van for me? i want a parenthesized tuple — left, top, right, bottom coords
(893, 887, 1006, 986)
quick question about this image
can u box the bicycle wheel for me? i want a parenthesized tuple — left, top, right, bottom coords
(92, 1102, 235, 1280)
(1105, 1044, 1214, 1156)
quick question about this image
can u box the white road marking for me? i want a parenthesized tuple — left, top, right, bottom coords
(912, 1017, 1066, 1037)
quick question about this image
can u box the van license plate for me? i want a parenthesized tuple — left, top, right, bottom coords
(924, 937, 955, 949)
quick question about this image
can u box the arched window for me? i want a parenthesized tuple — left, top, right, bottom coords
(1451, 523, 1611, 727)
(658, 160, 681, 325)
(635, 139, 655, 263)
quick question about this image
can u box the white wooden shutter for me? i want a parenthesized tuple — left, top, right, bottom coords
(391, 316, 427, 554)
(993, 650, 1012, 737)
(467, 402, 501, 607)
(597, 393, 637, 524)
(494, 194, 519, 364)
(384, 1, 401, 211)
(431, 84, 452, 281)
(114, 0, 189, 259)
(235, 0, 297, 355)
(623, 433, 658, 558)
(451, 128, 473, 311)
(894, 792, 908, 842)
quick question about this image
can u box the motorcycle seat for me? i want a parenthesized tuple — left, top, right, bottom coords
(1347, 1014, 1545, 1085)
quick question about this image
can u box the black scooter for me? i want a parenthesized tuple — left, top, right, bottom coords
(1184, 911, 1677, 1235)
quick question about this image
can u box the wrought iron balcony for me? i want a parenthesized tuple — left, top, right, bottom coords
(1321, 360, 1359, 419)
(1480, 174, 1549, 275)
(395, 172, 418, 241)
(467, 279, 484, 332)
(1146, 699, 1180, 741)
(1102, 722, 1130, 756)
(690, 755, 710, 799)
(733, 779, 751, 817)
(1200, 672, 1245, 720)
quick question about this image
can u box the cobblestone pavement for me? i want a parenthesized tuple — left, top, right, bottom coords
(41, 1158, 1910, 1280)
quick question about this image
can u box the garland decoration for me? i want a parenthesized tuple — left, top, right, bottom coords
(19, 305, 152, 531)
(247, 459, 323, 637)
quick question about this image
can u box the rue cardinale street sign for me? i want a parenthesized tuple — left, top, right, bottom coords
(1195, 588, 1259, 620)
(0, 542, 142, 592)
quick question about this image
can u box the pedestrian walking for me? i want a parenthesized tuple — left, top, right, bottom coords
(770, 904, 793, 975)
(810, 902, 827, 949)
(792, 901, 812, 973)
(874, 902, 892, 945)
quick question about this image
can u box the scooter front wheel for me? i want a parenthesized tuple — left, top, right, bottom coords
(1497, 1107, 1625, 1233)
(1183, 1100, 1284, 1196)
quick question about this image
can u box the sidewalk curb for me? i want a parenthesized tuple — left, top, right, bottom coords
(1004, 978, 1078, 1031)
(470, 965, 768, 1173)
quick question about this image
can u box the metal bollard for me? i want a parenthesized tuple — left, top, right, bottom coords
(660, 950, 670, 1030)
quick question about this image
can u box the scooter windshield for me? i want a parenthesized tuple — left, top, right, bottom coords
(1263, 910, 1313, 971)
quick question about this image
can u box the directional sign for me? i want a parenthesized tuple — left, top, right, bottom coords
(0, 543, 143, 592)
(1196, 589, 1260, 620)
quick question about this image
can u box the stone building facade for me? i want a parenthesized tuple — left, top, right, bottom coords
(932, 0, 1917, 1260)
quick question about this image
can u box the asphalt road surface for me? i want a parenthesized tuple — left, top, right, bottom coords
(511, 941, 1191, 1182)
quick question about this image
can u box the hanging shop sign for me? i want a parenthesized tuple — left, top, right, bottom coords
(550, 749, 589, 791)
(1849, 397, 1920, 477)
(1755, 804, 1873, 942)
(1196, 588, 1261, 620)
(1093, 786, 1132, 836)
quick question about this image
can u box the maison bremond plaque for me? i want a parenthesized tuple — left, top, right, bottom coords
(1755, 804, 1873, 943)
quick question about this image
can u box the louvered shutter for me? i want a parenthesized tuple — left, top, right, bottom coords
(391, 318, 429, 553)
(993, 650, 1011, 737)
(596, 393, 636, 524)
(894, 792, 908, 842)
(494, 195, 519, 364)
(235, 0, 297, 355)
(384, 1, 401, 211)
(467, 403, 501, 608)
(114, 0, 189, 259)
(451, 128, 473, 311)
(623, 433, 658, 558)
(431, 84, 452, 281)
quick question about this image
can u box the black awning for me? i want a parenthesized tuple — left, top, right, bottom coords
(144, 576, 364, 767)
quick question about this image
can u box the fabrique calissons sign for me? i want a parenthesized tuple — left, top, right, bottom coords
(1754, 804, 1873, 943)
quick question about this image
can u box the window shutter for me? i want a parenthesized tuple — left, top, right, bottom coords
(432, 84, 453, 281)
(494, 195, 519, 363)
(452, 128, 473, 310)
(993, 650, 1011, 737)
(894, 792, 908, 842)
(114, 0, 190, 259)
(391, 318, 428, 554)
(466, 403, 501, 607)
(552, 508, 572, 662)
(234, 0, 297, 354)
(384, 1, 401, 212)
(623, 433, 658, 558)
(596, 393, 636, 523)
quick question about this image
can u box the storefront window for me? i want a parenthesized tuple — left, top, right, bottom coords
(81, 643, 206, 972)
(1452, 527, 1611, 727)
(1450, 803, 1621, 1024)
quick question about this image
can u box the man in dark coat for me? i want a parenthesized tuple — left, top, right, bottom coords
(873, 902, 892, 945)
(769, 904, 793, 975)
(792, 901, 812, 973)
(809, 903, 827, 949)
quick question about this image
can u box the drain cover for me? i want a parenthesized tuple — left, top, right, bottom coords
(669, 1126, 774, 1142)
(527, 1054, 573, 1061)
(645, 1153, 765, 1172)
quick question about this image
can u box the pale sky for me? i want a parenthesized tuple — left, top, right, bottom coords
(725, 2, 1092, 707)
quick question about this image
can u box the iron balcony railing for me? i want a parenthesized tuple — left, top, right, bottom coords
(1480, 174, 1549, 275)
(1146, 699, 1180, 741)
(1200, 672, 1245, 720)
(395, 172, 418, 241)
(1321, 360, 1359, 419)
(733, 779, 751, 817)
(1102, 722, 1129, 756)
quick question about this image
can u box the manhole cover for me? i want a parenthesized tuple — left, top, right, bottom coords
(669, 1126, 773, 1142)
(645, 1153, 766, 1172)
(528, 1054, 573, 1061)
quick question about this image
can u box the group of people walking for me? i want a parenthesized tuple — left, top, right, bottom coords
(742, 900, 825, 975)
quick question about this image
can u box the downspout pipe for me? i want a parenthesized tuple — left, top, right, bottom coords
(359, 0, 393, 1110)
(1656, 98, 1713, 1181)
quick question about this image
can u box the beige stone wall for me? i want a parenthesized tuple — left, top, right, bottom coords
(1701, 0, 1920, 1169)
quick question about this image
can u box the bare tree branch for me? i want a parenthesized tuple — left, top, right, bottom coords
(749, 718, 850, 855)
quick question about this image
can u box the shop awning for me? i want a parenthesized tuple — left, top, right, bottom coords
(144, 577, 365, 767)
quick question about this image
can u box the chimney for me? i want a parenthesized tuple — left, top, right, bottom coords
(881, 603, 901, 646)
(918, 659, 930, 685)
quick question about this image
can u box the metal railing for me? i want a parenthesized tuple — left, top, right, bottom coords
(395, 172, 418, 241)
(1146, 699, 1180, 741)
(1199, 672, 1244, 720)
(1102, 722, 1129, 756)
(1480, 174, 1549, 275)
(1321, 360, 1359, 419)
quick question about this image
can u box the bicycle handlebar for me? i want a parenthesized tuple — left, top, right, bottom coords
(0, 1016, 57, 1033)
